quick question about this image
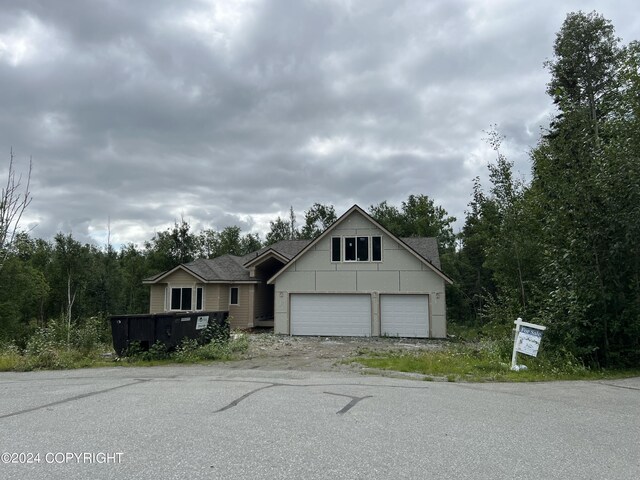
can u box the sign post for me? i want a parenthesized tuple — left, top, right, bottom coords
(511, 317, 546, 371)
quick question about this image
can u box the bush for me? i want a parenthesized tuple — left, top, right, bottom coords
(72, 316, 111, 354)
(122, 340, 169, 362)
(25, 327, 57, 356)
(199, 317, 231, 345)
(173, 338, 200, 362)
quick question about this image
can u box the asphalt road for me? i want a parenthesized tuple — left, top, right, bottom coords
(0, 365, 638, 480)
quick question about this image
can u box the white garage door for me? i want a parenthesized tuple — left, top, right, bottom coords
(381, 295, 429, 338)
(290, 294, 371, 336)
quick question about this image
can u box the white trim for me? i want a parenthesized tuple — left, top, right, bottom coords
(331, 234, 382, 263)
(169, 285, 195, 311)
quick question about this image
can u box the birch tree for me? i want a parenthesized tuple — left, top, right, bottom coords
(0, 149, 32, 272)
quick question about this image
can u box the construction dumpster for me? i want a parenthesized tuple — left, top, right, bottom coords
(109, 311, 229, 356)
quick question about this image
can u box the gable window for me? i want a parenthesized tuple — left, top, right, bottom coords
(170, 287, 193, 310)
(196, 287, 203, 310)
(344, 237, 356, 261)
(372, 236, 382, 261)
(332, 235, 382, 262)
(345, 236, 370, 261)
(230, 287, 239, 305)
(357, 236, 369, 261)
(331, 237, 341, 262)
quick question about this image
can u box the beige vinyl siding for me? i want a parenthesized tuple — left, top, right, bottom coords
(204, 284, 227, 311)
(163, 269, 200, 284)
(228, 285, 252, 329)
(149, 268, 235, 315)
(154, 269, 200, 312)
(149, 285, 166, 313)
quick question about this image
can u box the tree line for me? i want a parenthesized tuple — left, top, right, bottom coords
(0, 198, 454, 344)
(1, 11, 638, 367)
(450, 11, 640, 367)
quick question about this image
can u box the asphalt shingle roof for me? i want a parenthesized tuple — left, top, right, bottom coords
(241, 239, 312, 264)
(145, 237, 441, 283)
(182, 255, 253, 282)
(400, 237, 441, 269)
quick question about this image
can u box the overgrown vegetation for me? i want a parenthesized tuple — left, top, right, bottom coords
(121, 335, 249, 365)
(0, 316, 113, 371)
(0, 316, 248, 371)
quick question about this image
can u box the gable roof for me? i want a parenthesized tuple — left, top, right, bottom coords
(242, 239, 311, 267)
(143, 255, 256, 284)
(143, 239, 311, 284)
(267, 204, 453, 285)
(401, 237, 441, 270)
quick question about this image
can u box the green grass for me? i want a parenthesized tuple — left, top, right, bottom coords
(350, 343, 640, 382)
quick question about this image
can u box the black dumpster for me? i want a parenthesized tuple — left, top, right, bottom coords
(109, 311, 229, 356)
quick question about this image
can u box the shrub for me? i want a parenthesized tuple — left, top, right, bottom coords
(200, 316, 231, 345)
(25, 327, 57, 356)
(173, 338, 200, 362)
(146, 340, 169, 360)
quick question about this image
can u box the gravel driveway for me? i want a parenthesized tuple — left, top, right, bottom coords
(226, 332, 447, 374)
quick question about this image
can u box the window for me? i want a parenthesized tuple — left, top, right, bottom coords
(344, 237, 356, 261)
(357, 236, 369, 261)
(331, 237, 341, 262)
(372, 236, 382, 261)
(332, 236, 382, 262)
(170, 287, 192, 310)
(196, 287, 203, 310)
(230, 287, 239, 305)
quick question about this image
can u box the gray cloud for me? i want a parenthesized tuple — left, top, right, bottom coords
(1, 0, 637, 247)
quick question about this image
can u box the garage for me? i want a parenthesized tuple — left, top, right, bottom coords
(380, 294, 429, 338)
(290, 294, 371, 336)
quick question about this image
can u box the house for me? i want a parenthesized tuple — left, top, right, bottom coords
(143, 205, 452, 337)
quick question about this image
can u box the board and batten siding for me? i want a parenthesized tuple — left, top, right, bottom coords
(274, 210, 446, 337)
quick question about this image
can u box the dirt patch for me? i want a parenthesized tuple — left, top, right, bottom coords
(225, 332, 447, 375)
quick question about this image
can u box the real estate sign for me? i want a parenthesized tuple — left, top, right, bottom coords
(515, 326, 544, 357)
(511, 318, 546, 371)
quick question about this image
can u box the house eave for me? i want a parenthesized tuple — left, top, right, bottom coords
(143, 264, 208, 284)
(144, 279, 260, 285)
(243, 249, 289, 268)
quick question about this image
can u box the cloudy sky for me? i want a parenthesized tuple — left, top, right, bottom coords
(0, 0, 637, 248)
